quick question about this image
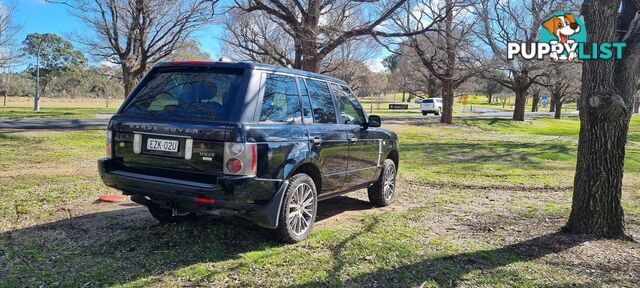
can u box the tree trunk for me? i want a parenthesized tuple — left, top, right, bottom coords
(122, 65, 137, 97)
(487, 94, 492, 104)
(550, 99, 556, 112)
(440, 80, 454, 124)
(564, 0, 636, 239)
(402, 91, 406, 102)
(512, 87, 527, 121)
(554, 101, 562, 119)
(531, 91, 540, 112)
(634, 96, 639, 113)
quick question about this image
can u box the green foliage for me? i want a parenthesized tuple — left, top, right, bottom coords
(382, 52, 400, 71)
(21, 33, 87, 96)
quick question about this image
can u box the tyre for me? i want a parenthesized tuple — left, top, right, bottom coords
(276, 173, 318, 243)
(368, 159, 397, 207)
(147, 203, 195, 223)
(422, 111, 428, 116)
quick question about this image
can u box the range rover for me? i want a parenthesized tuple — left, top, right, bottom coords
(98, 61, 399, 242)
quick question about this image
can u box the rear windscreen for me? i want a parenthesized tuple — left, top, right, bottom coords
(122, 68, 243, 120)
(424, 99, 433, 103)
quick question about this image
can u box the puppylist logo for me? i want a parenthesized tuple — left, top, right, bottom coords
(507, 12, 626, 61)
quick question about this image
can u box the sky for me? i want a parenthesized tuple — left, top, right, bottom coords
(15, 0, 225, 62)
(14, 0, 385, 72)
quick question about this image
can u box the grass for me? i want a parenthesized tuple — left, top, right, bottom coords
(1, 116, 639, 287)
(0, 97, 121, 119)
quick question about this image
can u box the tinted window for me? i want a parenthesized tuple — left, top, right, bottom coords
(306, 79, 337, 124)
(297, 78, 314, 123)
(424, 99, 433, 104)
(122, 69, 242, 120)
(260, 74, 302, 123)
(331, 83, 365, 125)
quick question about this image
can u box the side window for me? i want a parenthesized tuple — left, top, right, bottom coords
(306, 79, 337, 124)
(297, 78, 314, 123)
(331, 83, 365, 125)
(259, 74, 302, 123)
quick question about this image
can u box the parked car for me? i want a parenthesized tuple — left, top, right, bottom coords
(98, 61, 400, 243)
(420, 98, 443, 116)
(415, 97, 424, 103)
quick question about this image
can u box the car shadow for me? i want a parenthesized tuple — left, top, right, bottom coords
(316, 195, 377, 222)
(0, 194, 380, 286)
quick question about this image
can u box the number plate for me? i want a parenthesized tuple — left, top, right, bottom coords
(147, 138, 179, 152)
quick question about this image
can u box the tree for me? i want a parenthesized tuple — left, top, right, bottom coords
(541, 62, 580, 119)
(167, 39, 212, 61)
(382, 53, 401, 72)
(232, 0, 444, 73)
(410, 0, 479, 124)
(476, 0, 570, 121)
(52, 0, 217, 96)
(564, 0, 640, 239)
(476, 78, 503, 103)
(386, 45, 429, 102)
(0, 1, 22, 67)
(222, 8, 295, 66)
(22, 33, 87, 98)
(635, 96, 639, 114)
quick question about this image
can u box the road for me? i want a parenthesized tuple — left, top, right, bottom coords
(0, 118, 110, 130)
(0, 109, 578, 130)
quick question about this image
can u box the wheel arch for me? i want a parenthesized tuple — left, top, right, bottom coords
(288, 162, 322, 193)
(387, 149, 399, 170)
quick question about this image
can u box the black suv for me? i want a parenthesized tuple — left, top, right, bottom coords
(98, 61, 399, 242)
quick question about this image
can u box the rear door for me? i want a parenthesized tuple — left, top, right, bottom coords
(110, 67, 245, 182)
(299, 78, 349, 195)
(421, 99, 434, 111)
(331, 83, 381, 189)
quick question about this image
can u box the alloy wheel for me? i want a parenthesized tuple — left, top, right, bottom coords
(287, 182, 315, 236)
(383, 165, 396, 201)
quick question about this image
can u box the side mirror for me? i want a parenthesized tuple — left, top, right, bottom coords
(368, 115, 381, 128)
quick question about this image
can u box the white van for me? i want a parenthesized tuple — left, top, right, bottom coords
(420, 98, 443, 116)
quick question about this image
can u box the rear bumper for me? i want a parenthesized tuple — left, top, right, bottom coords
(98, 158, 287, 228)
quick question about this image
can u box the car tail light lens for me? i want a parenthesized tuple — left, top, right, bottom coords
(226, 158, 243, 173)
(106, 130, 113, 159)
(223, 142, 257, 176)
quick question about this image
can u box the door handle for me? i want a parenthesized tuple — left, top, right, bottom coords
(312, 136, 323, 145)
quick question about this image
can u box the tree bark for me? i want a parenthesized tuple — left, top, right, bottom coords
(122, 64, 137, 97)
(511, 72, 531, 121)
(487, 94, 493, 104)
(440, 80, 454, 124)
(531, 91, 540, 112)
(634, 96, 639, 113)
(513, 87, 527, 121)
(550, 98, 556, 112)
(564, 0, 637, 239)
(554, 101, 562, 119)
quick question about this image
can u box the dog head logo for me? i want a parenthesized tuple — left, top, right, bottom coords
(542, 13, 581, 43)
(538, 12, 587, 60)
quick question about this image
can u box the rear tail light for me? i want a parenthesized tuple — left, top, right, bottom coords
(194, 197, 215, 204)
(223, 142, 257, 176)
(106, 130, 113, 159)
